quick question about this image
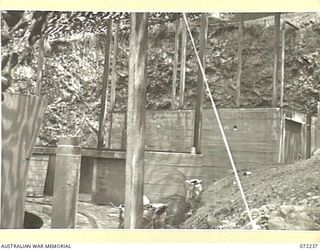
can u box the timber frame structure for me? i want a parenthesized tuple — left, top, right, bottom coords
(76, 12, 320, 228)
(2, 12, 320, 229)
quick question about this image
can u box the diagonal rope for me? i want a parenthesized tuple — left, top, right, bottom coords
(182, 13, 257, 229)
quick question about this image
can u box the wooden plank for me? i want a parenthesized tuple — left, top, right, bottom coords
(272, 13, 281, 107)
(315, 102, 320, 150)
(110, 21, 119, 111)
(33, 146, 57, 155)
(35, 37, 45, 96)
(280, 21, 285, 108)
(179, 21, 187, 109)
(33, 146, 126, 159)
(278, 109, 285, 163)
(121, 112, 127, 150)
(108, 21, 120, 148)
(283, 119, 303, 163)
(305, 114, 312, 159)
(318, 101, 320, 126)
(44, 155, 56, 196)
(124, 13, 148, 229)
(81, 148, 126, 159)
(171, 18, 180, 109)
(32, 145, 201, 166)
(233, 13, 284, 21)
(1, 93, 47, 228)
(97, 19, 113, 149)
(235, 13, 244, 107)
(91, 159, 99, 202)
(283, 109, 306, 124)
(193, 14, 208, 153)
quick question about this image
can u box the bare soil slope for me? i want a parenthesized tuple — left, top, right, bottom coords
(182, 152, 320, 230)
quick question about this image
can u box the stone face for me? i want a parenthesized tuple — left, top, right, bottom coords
(268, 204, 319, 230)
(266, 204, 277, 210)
(279, 205, 295, 217)
(268, 216, 286, 230)
(207, 213, 220, 227)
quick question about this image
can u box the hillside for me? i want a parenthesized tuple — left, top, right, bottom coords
(4, 12, 320, 146)
(2, 12, 320, 231)
(181, 151, 320, 230)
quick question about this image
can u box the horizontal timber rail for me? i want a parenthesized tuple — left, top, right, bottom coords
(33, 146, 126, 159)
(32, 146, 202, 162)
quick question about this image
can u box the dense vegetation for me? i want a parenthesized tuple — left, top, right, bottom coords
(2, 12, 320, 146)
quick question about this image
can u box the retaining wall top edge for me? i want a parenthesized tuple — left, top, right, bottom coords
(108, 107, 283, 115)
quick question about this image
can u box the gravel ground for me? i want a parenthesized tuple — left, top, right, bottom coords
(25, 196, 119, 229)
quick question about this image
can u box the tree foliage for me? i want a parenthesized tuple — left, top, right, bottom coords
(2, 12, 320, 146)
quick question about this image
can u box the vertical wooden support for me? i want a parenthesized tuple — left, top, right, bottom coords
(301, 118, 307, 160)
(110, 21, 119, 111)
(317, 99, 320, 120)
(272, 13, 281, 107)
(305, 114, 312, 159)
(171, 18, 180, 109)
(97, 20, 113, 149)
(121, 113, 127, 150)
(35, 37, 45, 96)
(81, 33, 86, 69)
(108, 21, 120, 148)
(318, 101, 320, 123)
(193, 14, 208, 154)
(179, 21, 187, 109)
(280, 21, 286, 108)
(316, 101, 320, 150)
(278, 109, 285, 164)
(124, 13, 148, 229)
(91, 159, 98, 202)
(51, 137, 81, 228)
(235, 13, 244, 107)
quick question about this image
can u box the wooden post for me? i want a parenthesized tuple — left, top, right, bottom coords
(318, 101, 320, 122)
(108, 21, 120, 148)
(91, 159, 98, 202)
(278, 109, 285, 164)
(315, 101, 320, 151)
(51, 137, 81, 228)
(179, 20, 187, 109)
(171, 18, 180, 109)
(272, 13, 281, 107)
(305, 114, 312, 159)
(235, 13, 244, 107)
(124, 13, 148, 229)
(193, 14, 208, 154)
(280, 21, 286, 108)
(121, 113, 127, 150)
(97, 20, 113, 149)
(110, 21, 119, 111)
(35, 37, 45, 96)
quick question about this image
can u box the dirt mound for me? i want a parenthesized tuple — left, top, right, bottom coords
(181, 152, 320, 230)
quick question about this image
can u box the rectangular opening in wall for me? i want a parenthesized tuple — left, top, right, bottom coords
(284, 119, 302, 164)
